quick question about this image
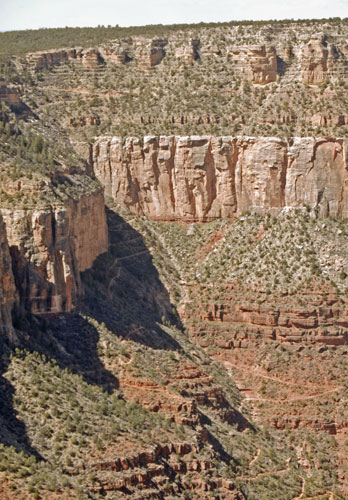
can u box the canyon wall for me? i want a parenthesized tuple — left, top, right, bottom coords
(184, 283, 348, 347)
(0, 190, 108, 316)
(0, 215, 17, 337)
(93, 135, 348, 221)
(23, 33, 348, 85)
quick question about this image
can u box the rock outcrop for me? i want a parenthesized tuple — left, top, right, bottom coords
(0, 215, 17, 336)
(229, 45, 277, 84)
(300, 35, 339, 85)
(25, 49, 72, 70)
(100, 39, 133, 65)
(175, 38, 200, 62)
(136, 39, 168, 69)
(185, 283, 348, 347)
(1, 190, 108, 315)
(93, 135, 348, 221)
(82, 48, 104, 69)
(0, 80, 22, 109)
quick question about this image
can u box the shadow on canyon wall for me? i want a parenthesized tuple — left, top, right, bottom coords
(0, 206, 252, 462)
(80, 207, 182, 351)
(0, 206, 181, 456)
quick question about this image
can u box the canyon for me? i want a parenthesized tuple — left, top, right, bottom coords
(1, 18, 348, 500)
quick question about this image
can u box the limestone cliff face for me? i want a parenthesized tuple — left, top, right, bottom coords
(0, 215, 17, 336)
(22, 32, 348, 90)
(229, 45, 278, 84)
(93, 135, 348, 221)
(300, 35, 338, 85)
(1, 190, 108, 315)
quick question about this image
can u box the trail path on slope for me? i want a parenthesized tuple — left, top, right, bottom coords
(293, 477, 306, 500)
(107, 249, 150, 297)
(293, 491, 334, 500)
(249, 448, 261, 468)
(239, 464, 290, 480)
(223, 361, 343, 402)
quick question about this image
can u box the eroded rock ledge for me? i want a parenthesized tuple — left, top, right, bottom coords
(93, 135, 348, 221)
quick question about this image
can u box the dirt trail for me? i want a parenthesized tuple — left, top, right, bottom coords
(244, 385, 342, 403)
(43, 85, 127, 97)
(239, 464, 289, 480)
(224, 361, 343, 402)
(293, 477, 306, 500)
(293, 492, 334, 500)
(107, 250, 150, 297)
(249, 448, 261, 468)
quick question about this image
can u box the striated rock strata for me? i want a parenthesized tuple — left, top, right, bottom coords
(300, 35, 339, 85)
(184, 283, 348, 347)
(229, 45, 277, 84)
(93, 135, 348, 222)
(0, 191, 108, 315)
(0, 80, 22, 109)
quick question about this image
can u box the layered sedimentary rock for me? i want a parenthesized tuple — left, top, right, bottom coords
(136, 39, 168, 69)
(0, 215, 17, 336)
(1, 191, 108, 314)
(82, 48, 104, 69)
(25, 49, 73, 70)
(93, 135, 348, 221)
(184, 283, 348, 347)
(229, 45, 277, 84)
(100, 39, 133, 65)
(0, 80, 22, 109)
(175, 39, 200, 62)
(21, 31, 348, 89)
(300, 35, 339, 85)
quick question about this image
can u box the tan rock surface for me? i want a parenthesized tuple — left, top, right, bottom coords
(82, 48, 104, 69)
(1, 190, 108, 314)
(229, 45, 277, 84)
(93, 135, 348, 221)
(300, 34, 339, 85)
(0, 81, 22, 109)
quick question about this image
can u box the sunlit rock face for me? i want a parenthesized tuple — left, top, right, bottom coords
(93, 135, 348, 221)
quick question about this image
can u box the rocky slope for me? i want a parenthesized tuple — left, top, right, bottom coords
(0, 106, 108, 328)
(3, 20, 348, 142)
(92, 135, 348, 221)
(17, 30, 348, 87)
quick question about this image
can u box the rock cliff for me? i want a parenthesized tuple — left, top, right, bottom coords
(0, 81, 22, 109)
(229, 45, 278, 84)
(300, 35, 340, 85)
(0, 215, 17, 337)
(0, 190, 107, 316)
(185, 282, 348, 347)
(93, 135, 348, 221)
